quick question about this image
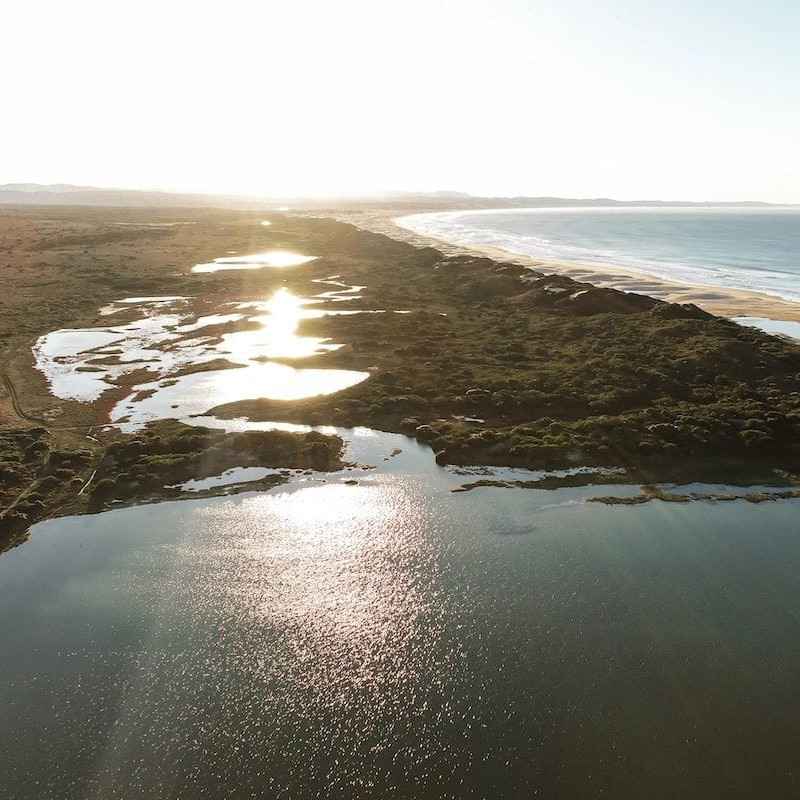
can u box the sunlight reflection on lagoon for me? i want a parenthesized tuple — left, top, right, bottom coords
(190, 414, 339, 436)
(192, 250, 316, 273)
(111, 361, 367, 429)
(176, 466, 278, 492)
(5, 457, 800, 796)
(35, 284, 368, 418)
(223, 287, 341, 360)
(106, 286, 369, 428)
(194, 477, 455, 712)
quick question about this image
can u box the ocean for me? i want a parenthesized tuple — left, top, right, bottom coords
(399, 207, 800, 304)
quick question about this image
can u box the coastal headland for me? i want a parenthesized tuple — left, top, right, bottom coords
(2, 205, 800, 550)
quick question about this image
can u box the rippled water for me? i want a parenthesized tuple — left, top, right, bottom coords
(2, 429, 800, 798)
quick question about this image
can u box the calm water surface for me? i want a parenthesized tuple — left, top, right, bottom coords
(1, 432, 800, 799)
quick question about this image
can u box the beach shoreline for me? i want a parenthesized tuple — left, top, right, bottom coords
(343, 210, 800, 326)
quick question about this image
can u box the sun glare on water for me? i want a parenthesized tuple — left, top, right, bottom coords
(257, 288, 314, 357)
(192, 250, 316, 273)
(224, 288, 337, 361)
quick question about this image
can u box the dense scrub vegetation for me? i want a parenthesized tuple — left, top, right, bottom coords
(87, 422, 344, 511)
(0, 428, 93, 546)
(0, 421, 344, 547)
(214, 222, 800, 486)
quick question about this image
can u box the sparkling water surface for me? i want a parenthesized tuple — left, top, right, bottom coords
(2, 434, 800, 799)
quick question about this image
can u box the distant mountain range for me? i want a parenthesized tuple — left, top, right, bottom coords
(0, 183, 781, 210)
(0, 184, 245, 209)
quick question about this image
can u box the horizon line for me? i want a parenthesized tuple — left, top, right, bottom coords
(0, 182, 794, 207)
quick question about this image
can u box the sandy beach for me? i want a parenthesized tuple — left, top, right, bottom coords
(340, 211, 800, 326)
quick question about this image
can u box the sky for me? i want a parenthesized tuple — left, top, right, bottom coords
(2, 0, 800, 202)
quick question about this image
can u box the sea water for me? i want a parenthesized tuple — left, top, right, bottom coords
(400, 207, 800, 303)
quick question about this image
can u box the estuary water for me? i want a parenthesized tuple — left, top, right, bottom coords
(2, 435, 800, 799)
(399, 207, 800, 303)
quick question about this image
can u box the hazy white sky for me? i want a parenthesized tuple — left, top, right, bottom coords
(2, 0, 799, 201)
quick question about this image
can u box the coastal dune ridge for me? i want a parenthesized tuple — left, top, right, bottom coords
(368, 208, 800, 326)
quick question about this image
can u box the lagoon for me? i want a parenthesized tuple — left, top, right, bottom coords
(1, 428, 800, 798)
